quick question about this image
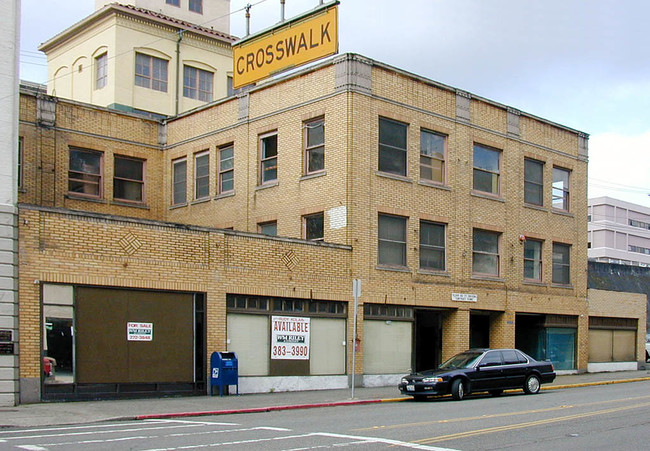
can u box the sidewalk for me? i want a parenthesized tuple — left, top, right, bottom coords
(1, 370, 649, 429)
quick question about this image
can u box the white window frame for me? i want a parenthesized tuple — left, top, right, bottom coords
(172, 157, 187, 205)
(194, 151, 210, 200)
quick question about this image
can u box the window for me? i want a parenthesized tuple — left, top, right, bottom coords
(166, 0, 180, 6)
(552, 167, 570, 211)
(524, 158, 544, 205)
(304, 118, 324, 174)
(420, 221, 445, 271)
(194, 151, 209, 199)
(18, 137, 23, 189)
(473, 144, 501, 194)
(189, 0, 202, 13)
(552, 243, 571, 285)
(183, 66, 213, 102)
(420, 130, 445, 183)
(258, 221, 277, 236)
(95, 53, 107, 90)
(629, 245, 650, 255)
(524, 239, 543, 281)
(114, 156, 144, 203)
(303, 212, 324, 241)
(378, 117, 407, 176)
(472, 229, 500, 276)
(172, 158, 187, 205)
(68, 148, 102, 198)
(629, 219, 650, 230)
(378, 214, 407, 267)
(135, 53, 168, 92)
(218, 145, 234, 194)
(259, 132, 278, 185)
(227, 76, 234, 97)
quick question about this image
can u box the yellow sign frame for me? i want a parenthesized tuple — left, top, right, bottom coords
(232, 5, 339, 89)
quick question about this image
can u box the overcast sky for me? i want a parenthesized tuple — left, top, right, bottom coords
(19, 0, 650, 208)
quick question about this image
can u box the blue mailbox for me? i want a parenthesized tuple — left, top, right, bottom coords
(210, 351, 239, 396)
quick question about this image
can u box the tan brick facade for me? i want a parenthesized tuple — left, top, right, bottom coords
(16, 53, 646, 401)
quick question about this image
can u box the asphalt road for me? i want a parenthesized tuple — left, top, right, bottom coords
(2, 381, 649, 450)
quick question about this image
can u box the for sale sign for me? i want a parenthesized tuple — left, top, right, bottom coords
(127, 322, 153, 341)
(271, 316, 310, 360)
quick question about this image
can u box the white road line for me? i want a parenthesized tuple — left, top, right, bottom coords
(1, 423, 217, 441)
(311, 432, 460, 450)
(145, 419, 238, 426)
(15, 446, 48, 451)
(0, 421, 167, 436)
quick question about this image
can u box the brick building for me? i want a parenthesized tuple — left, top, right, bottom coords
(16, 53, 646, 403)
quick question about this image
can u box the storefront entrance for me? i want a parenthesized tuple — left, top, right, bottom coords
(414, 310, 442, 372)
(515, 314, 577, 370)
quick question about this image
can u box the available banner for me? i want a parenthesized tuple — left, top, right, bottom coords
(271, 316, 310, 360)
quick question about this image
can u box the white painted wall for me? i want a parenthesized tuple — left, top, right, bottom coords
(0, 0, 20, 407)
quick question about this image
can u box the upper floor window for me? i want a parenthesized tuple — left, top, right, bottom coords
(183, 66, 213, 102)
(378, 214, 407, 267)
(379, 117, 407, 176)
(524, 158, 544, 206)
(189, 0, 203, 13)
(259, 132, 278, 185)
(523, 239, 543, 281)
(18, 137, 23, 189)
(194, 151, 210, 199)
(68, 147, 103, 198)
(303, 212, 324, 241)
(629, 219, 650, 230)
(135, 53, 168, 92)
(258, 221, 277, 236)
(552, 242, 571, 285)
(473, 144, 501, 195)
(172, 158, 187, 205)
(166, 0, 180, 6)
(304, 118, 324, 174)
(552, 167, 570, 211)
(419, 221, 445, 271)
(95, 53, 107, 90)
(114, 155, 144, 203)
(218, 145, 234, 194)
(420, 130, 446, 184)
(472, 229, 500, 276)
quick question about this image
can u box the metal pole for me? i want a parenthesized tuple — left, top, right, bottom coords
(245, 4, 251, 36)
(280, 0, 285, 22)
(351, 279, 361, 398)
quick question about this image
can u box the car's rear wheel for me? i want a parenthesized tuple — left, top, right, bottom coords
(489, 389, 503, 397)
(523, 374, 540, 394)
(451, 379, 465, 400)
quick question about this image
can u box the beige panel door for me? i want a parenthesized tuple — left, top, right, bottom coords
(364, 320, 412, 374)
(310, 318, 346, 375)
(227, 314, 269, 376)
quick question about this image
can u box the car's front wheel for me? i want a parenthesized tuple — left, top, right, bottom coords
(451, 379, 465, 400)
(523, 374, 540, 394)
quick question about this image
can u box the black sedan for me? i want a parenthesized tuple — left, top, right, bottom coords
(398, 348, 556, 400)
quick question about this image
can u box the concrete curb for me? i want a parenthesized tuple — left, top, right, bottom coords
(132, 376, 650, 421)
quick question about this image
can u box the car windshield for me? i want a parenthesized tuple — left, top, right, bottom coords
(438, 351, 483, 369)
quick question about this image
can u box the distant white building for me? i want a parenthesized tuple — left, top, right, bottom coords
(588, 197, 650, 267)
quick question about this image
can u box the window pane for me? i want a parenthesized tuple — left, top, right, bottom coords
(525, 183, 543, 205)
(114, 180, 143, 201)
(307, 120, 324, 148)
(473, 169, 498, 194)
(552, 167, 570, 210)
(379, 118, 407, 176)
(115, 158, 143, 181)
(473, 145, 500, 172)
(378, 214, 406, 266)
(473, 230, 498, 253)
(262, 158, 277, 182)
(260, 222, 277, 236)
(420, 247, 444, 270)
(473, 253, 498, 275)
(420, 221, 444, 247)
(379, 118, 407, 149)
(173, 160, 186, 205)
(525, 159, 543, 183)
(195, 154, 209, 199)
(262, 135, 277, 158)
(305, 213, 324, 240)
(308, 146, 324, 173)
(552, 243, 570, 284)
(421, 131, 444, 159)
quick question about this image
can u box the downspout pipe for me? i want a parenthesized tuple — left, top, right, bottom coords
(175, 29, 184, 116)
